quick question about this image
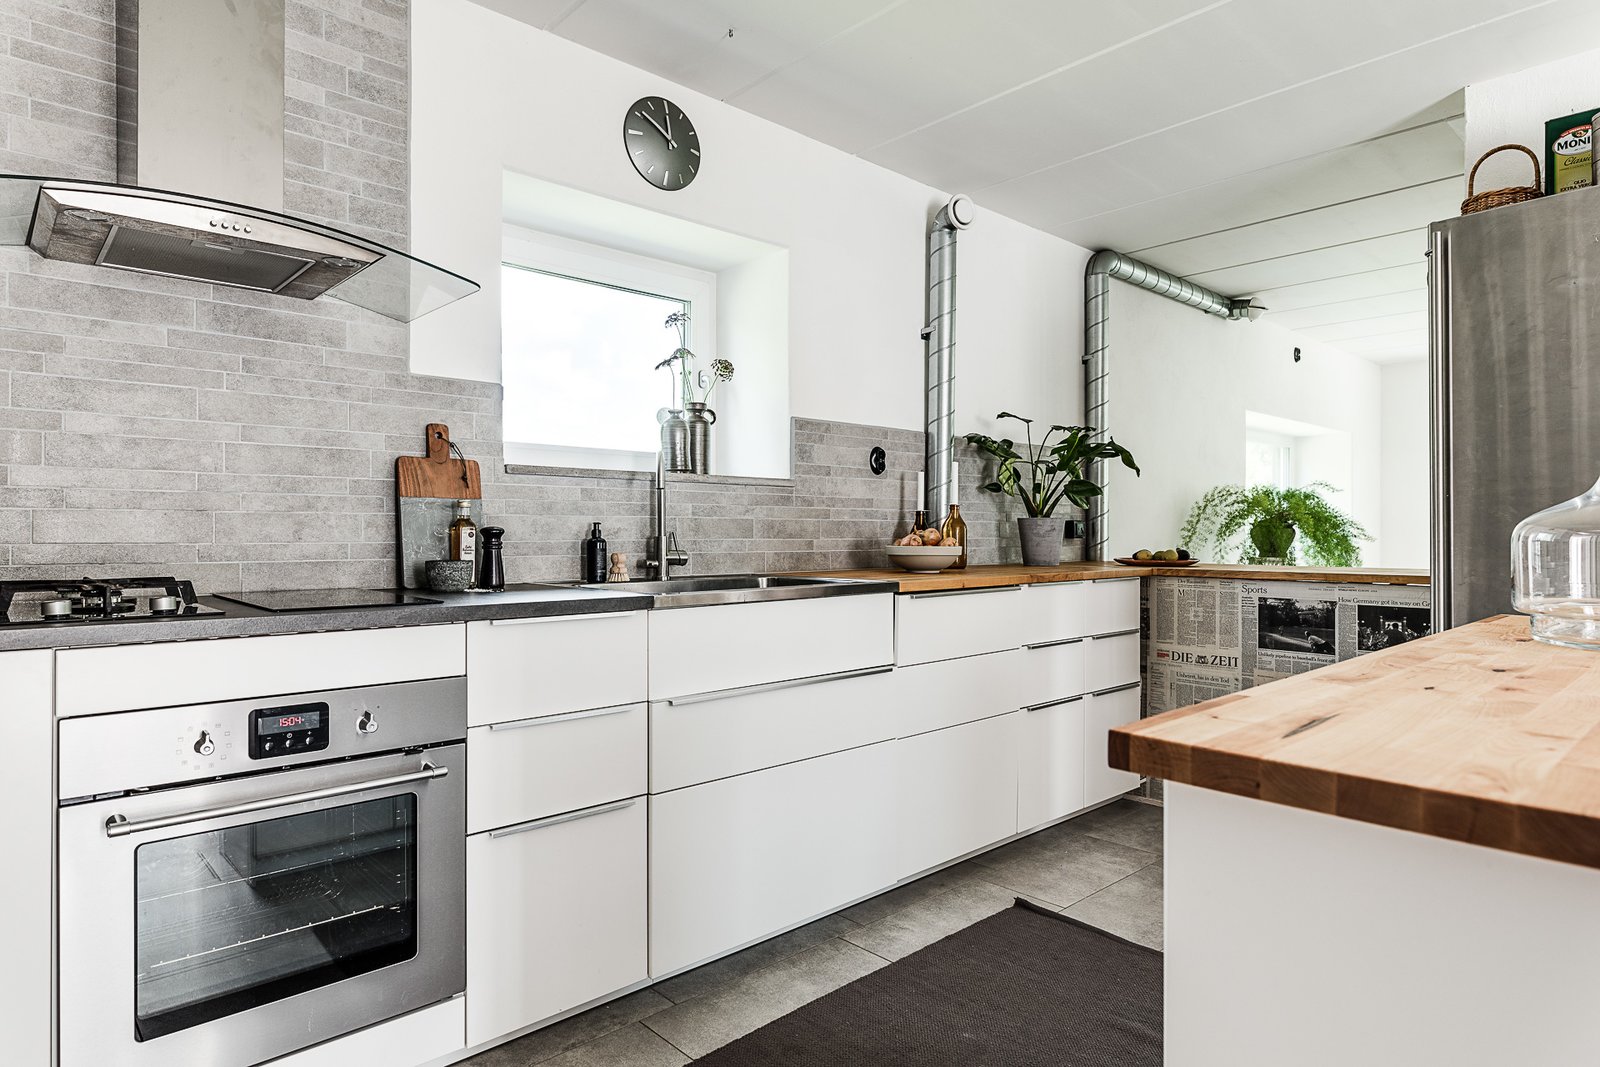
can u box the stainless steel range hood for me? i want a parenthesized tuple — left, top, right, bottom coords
(0, 0, 476, 322)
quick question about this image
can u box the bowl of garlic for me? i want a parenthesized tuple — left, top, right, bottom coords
(887, 528, 962, 572)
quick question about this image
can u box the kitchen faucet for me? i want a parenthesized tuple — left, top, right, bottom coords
(644, 451, 689, 580)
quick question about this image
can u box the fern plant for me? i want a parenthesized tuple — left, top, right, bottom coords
(1180, 483, 1371, 566)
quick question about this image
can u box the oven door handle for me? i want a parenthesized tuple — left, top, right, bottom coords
(103, 761, 449, 838)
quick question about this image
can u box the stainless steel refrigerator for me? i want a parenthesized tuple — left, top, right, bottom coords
(1429, 184, 1600, 630)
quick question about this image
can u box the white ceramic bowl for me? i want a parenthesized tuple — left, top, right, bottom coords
(886, 544, 962, 573)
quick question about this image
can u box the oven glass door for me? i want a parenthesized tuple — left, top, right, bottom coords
(134, 794, 418, 1040)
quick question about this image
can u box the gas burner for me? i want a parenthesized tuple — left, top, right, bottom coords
(0, 577, 224, 626)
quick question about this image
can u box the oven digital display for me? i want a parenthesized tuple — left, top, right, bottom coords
(248, 701, 331, 759)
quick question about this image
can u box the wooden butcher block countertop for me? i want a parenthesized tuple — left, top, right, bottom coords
(794, 562, 1428, 593)
(1111, 614, 1600, 870)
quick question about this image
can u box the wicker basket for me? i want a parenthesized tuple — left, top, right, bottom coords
(1461, 144, 1543, 215)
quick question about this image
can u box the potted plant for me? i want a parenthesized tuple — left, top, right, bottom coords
(1180, 483, 1370, 566)
(965, 413, 1140, 566)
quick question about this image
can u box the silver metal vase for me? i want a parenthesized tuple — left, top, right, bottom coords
(686, 402, 717, 474)
(659, 408, 690, 472)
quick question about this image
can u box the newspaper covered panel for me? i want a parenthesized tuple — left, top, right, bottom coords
(1143, 577, 1432, 716)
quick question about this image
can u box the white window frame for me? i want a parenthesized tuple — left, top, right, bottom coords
(500, 224, 717, 472)
(1245, 427, 1295, 489)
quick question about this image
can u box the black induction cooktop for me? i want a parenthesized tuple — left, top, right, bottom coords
(213, 590, 442, 613)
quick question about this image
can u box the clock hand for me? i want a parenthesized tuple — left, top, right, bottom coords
(638, 110, 672, 144)
(663, 103, 672, 143)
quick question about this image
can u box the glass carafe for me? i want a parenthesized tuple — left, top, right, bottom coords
(1513, 475, 1600, 649)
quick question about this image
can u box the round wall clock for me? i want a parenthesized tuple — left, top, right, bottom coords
(623, 96, 700, 190)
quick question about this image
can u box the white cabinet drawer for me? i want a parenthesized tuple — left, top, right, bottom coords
(1084, 631, 1140, 694)
(649, 594, 894, 701)
(467, 797, 647, 1045)
(651, 668, 898, 793)
(1018, 582, 1089, 646)
(649, 742, 899, 976)
(1084, 685, 1142, 807)
(1085, 578, 1140, 636)
(468, 703, 647, 833)
(56, 625, 464, 717)
(1018, 696, 1087, 831)
(467, 612, 647, 728)
(897, 650, 1026, 737)
(895, 711, 1021, 879)
(895, 586, 1026, 666)
(1016, 639, 1087, 710)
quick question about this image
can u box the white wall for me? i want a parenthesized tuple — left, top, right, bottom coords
(1105, 284, 1384, 563)
(410, 0, 1087, 439)
(1380, 361, 1429, 569)
(1464, 47, 1600, 193)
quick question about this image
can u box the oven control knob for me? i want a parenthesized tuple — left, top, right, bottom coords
(356, 710, 379, 735)
(193, 730, 216, 756)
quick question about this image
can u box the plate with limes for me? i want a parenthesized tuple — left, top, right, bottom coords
(1114, 549, 1197, 566)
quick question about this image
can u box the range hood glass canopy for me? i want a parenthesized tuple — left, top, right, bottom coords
(0, 175, 478, 323)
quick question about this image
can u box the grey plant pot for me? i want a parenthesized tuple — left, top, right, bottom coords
(1018, 516, 1067, 566)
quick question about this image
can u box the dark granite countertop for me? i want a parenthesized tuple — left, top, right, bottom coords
(0, 584, 654, 652)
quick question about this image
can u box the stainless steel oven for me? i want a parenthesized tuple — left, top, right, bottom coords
(57, 677, 466, 1067)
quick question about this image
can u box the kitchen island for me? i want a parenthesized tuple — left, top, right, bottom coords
(1111, 614, 1600, 1066)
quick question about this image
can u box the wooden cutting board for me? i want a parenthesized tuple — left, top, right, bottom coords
(395, 423, 483, 589)
(396, 423, 481, 500)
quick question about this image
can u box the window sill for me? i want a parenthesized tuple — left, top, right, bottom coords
(504, 464, 796, 489)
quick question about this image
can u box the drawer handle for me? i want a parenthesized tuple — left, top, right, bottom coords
(488, 704, 635, 730)
(1091, 681, 1141, 697)
(487, 798, 636, 838)
(665, 664, 894, 707)
(1086, 628, 1139, 641)
(1024, 694, 1084, 712)
(1023, 637, 1084, 651)
(488, 611, 639, 627)
(906, 585, 1021, 600)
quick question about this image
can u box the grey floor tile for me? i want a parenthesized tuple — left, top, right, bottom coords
(1073, 799, 1165, 854)
(976, 830, 1157, 909)
(654, 911, 860, 1005)
(461, 989, 673, 1066)
(841, 876, 1034, 963)
(537, 1023, 688, 1067)
(1063, 860, 1165, 950)
(841, 858, 1000, 926)
(643, 937, 887, 1058)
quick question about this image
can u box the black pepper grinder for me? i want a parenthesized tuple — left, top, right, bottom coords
(477, 526, 506, 592)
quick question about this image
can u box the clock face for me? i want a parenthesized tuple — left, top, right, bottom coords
(623, 97, 700, 190)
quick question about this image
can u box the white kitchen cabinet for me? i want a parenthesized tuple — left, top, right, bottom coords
(468, 702, 647, 834)
(649, 741, 899, 976)
(1018, 581, 1089, 645)
(0, 651, 52, 1067)
(895, 711, 1021, 879)
(1083, 630, 1140, 694)
(467, 612, 647, 728)
(651, 668, 899, 793)
(1017, 696, 1087, 831)
(1015, 639, 1087, 712)
(649, 594, 894, 701)
(56, 624, 465, 717)
(1085, 577, 1140, 635)
(467, 797, 647, 1046)
(895, 585, 1026, 666)
(1083, 684, 1143, 806)
(896, 648, 1026, 737)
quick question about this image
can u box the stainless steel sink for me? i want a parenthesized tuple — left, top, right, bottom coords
(578, 574, 893, 609)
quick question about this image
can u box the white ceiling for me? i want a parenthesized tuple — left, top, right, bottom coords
(477, 0, 1600, 364)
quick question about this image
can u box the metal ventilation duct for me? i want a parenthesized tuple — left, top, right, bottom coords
(924, 194, 974, 518)
(1083, 250, 1261, 560)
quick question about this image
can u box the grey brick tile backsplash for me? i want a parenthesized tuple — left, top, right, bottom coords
(0, 0, 1046, 590)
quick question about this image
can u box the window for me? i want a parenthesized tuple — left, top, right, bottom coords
(501, 227, 715, 472)
(1244, 428, 1294, 488)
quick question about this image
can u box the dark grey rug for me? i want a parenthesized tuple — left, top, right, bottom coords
(691, 900, 1162, 1066)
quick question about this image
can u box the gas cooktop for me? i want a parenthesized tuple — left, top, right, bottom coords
(0, 577, 224, 626)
